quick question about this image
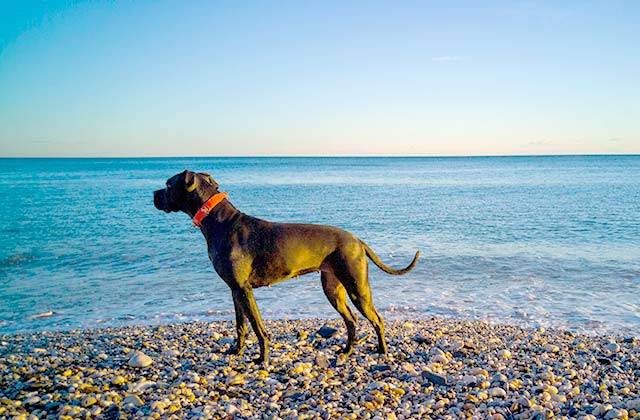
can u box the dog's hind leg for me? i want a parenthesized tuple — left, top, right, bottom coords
(339, 258, 388, 355)
(227, 293, 248, 355)
(233, 287, 271, 365)
(321, 271, 358, 355)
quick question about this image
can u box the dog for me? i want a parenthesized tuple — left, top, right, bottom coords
(154, 170, 419, 365)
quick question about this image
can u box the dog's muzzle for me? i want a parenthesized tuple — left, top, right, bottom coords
(153, 189, 170, 213)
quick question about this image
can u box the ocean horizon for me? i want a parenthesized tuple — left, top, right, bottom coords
(1, 155, 639, 336)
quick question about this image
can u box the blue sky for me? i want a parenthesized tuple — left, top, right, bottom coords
(0, 1, 638, 157)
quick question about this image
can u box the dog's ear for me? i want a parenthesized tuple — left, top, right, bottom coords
(199, 172, 219, 189)
(184, 170, 198, 192)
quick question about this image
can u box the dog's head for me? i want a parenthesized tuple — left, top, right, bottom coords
(153, 170, 219, 215)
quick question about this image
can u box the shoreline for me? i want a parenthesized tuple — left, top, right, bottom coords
(1, 318, 639, 419)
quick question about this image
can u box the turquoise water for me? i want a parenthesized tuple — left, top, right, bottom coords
(1, 156, 639, 335)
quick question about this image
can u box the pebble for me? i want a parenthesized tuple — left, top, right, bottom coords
(607, 342, 621, 353)
(128, 351, 153, 368)
(123, 394, 143, 407)
(317, 325, 339, 338)
(225, 373, 247, 386)
(22, 396, 40, 406)
(315, 352, 330, 369)
(161, 349, 180, 358)
(489, 387, 507, 398)
(498, 349, 512, 358)
(422, 370, 448, 386)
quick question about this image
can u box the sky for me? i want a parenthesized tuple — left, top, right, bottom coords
(0, 1, 638, 157)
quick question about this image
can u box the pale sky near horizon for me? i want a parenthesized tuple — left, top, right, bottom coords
(0, 1, 638, 157)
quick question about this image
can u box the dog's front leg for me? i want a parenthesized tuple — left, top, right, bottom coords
(233, 287, 270, 365)
(227, 291, 247, 355)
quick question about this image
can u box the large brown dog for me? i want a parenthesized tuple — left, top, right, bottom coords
(154, 170, 419, 365)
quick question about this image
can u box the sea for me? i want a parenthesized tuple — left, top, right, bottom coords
(1, 156, 639, 336)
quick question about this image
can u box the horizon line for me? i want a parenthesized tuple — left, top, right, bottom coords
(1, 153, 639, 159)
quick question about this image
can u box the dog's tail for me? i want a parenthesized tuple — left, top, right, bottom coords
(360, 241, 420, 275)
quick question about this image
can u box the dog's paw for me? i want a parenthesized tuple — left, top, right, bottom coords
(252, 356, 269, 366)
(340, 346, 354, 356)
(226, 342, 245, 356)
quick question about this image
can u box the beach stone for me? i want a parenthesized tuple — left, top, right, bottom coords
(421, 370, 447, 386)
(82, 396, 97, 407)
(317, 326, 338, 338)
(23, 396, 40, 406)
(489, 387, 507, 398)
(161, 349, 180, 358)
(604, 408, 628, 419)
(498, 349, 512, 358)
(463, 375, 478, 386)
(371, 364, 391, 372)
(431, 354, 449, 364)
(516, 397, 531, 409)
(128, 351, 153, 368)
(129, 380, 156, 393)
(593, 404, 613, 416)
(543, 344, 560, 353)
(225, 373, 247, 386)
(414, 334, 431, 344)
(123, 394, 143, 407)
(112, 375, 127, 385)
(607, 342, 620, 353)
(315, 352, 329, 369)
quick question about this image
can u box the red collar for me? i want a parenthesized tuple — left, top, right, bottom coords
(192, 192, 228, 227)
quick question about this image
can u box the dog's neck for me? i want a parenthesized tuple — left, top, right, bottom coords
(193, 199, 239, 239)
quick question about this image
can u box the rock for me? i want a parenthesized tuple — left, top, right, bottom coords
(225, 373, 247, 386)
(315, 352, 329, 369)
(604, 408, 628, 420)
(317, 325, 338, 338)
(516, 397, 531, 408)
(23, 396, 40, 405)
(82, 396, 97, 407)
(606, 342, 620, 353)
(498, 349, 512, 358)
(543, 344, 559, 353)
(226, 404, 241, 416)
(129, 380, 156, 393)
(371, 364, 391, 372)
(161, 349, 180, 358)
(431, 354, 449, 364)
(414, 334, 431, 344)
(462, 375, 477, 386)
(421, 370, 447, 386)
(112, 375, 127, 385)
(367, 381, 386, 389)
(128, 351, 153, 368)
(123, 394, 143, 407)
(491, 373, 508, 384)
(489, 387, 507, 398)
(593, 404, 613, 416)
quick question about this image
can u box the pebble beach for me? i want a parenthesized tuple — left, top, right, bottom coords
(1, 318, 639, 420)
